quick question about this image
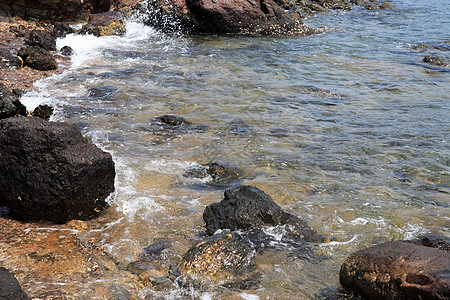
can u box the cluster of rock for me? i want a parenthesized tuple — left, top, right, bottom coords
(410, 41, 450, 68)
(1, 1, 447, 299)
(136, 114, 450, 298)
(125, 185, 324, 291)
(1, 79, 116, 225)
(0, 83, 27, 119)
(0, 0, 396, 37)
(142, 0, 395, 35)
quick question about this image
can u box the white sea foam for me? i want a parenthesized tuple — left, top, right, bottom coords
(402, 223, 428, 240)
(56, 20, 162, 68)
(145, 159, 200, 174)
(239, 293, 260, 300)
(320, 234, 359, 247)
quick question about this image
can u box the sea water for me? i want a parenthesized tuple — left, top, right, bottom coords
(19, 0, 449, 298)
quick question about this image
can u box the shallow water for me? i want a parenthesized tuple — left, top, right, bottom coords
(19, 0, 450, 298)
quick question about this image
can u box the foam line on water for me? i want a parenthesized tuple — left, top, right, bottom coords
(56, 21, 160, 68)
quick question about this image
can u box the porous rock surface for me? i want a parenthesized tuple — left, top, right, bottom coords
(0, 116, 115, 223)
(340, 236, 450, 300)
(0, 267, 30, 300)
(0, 82, 27, 119)
(203, 185, 312, 235)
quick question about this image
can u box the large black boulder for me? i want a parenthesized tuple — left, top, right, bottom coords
(340, 235, 450, 300)
(18, 46, 58, 71)
(0, 267, 30, 300)
(0, 116, 115, 223)
(0, 82, 27, 119)
(203, 185, 314, 236)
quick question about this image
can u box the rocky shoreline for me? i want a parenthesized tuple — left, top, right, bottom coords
(1, 0, 449, 299)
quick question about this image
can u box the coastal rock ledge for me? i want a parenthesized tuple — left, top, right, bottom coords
(0, 116, 115, 223)
(339, 234, 450, 300)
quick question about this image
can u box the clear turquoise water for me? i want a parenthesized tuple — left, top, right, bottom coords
(22, 0, 449, 298)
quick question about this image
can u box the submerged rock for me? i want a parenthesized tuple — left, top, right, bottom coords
(0, 83, 27, 119)
(203, 185, 321, 242)
(207, 162, 241, 184)
(184, 162, 241, 185)
(423, 55, 449, 67)
(143, 238, 173, 257)
(148, 115, 208, 134)
(229, 118, 253, 135)
(155, 114, 191, 126)
(0, 116, 115, 223)
(82, 11, 126, 36)
(0, 267, 30, 300)
(26, 29, 57, 51)
(305, 86, 345, 98)
(18, 46, 58, 71)
(340, 236, 450, 300)
(410, 42, 450, 53)
(180, 231, 255, 276)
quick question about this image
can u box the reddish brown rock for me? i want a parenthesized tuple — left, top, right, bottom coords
(340, 239, 450, 300)
(186, 0, 317, 35)
(379, 1, 395, 10)
(82, 11, 126, 36)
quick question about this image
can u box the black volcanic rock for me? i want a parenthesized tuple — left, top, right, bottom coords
(0, 116, 115, 223)
(18, 46, 57, 71)
(31, 104, 53, 119)
(203, 185, 319, 239)
(0, 82, 27, 119)
(26, 29, 57, 51)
